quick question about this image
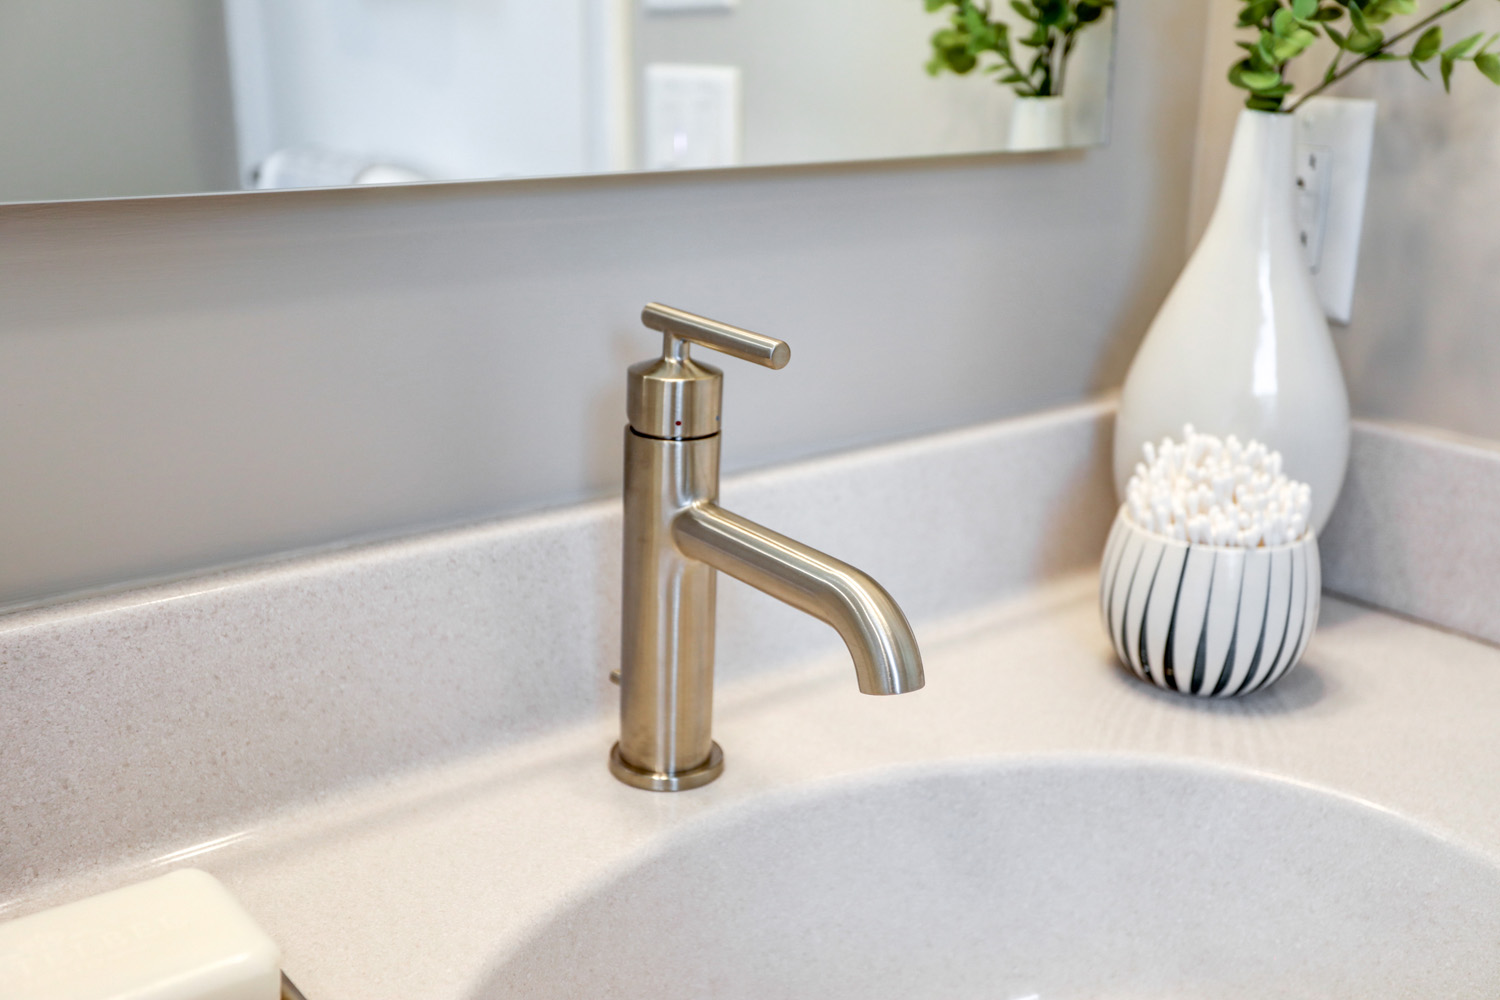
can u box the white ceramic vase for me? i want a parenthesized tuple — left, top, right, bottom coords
(1114, 109, 1351, 533)
(1009, 96, 1067, 151)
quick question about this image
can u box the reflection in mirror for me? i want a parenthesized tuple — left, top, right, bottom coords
(0, 0, 1117, 206)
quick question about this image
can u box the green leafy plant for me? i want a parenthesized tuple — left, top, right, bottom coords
(924, 0, 1115, 98)
(1231, 0, 1500, 112)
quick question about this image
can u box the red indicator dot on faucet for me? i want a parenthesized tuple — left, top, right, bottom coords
(676, 421, 682, 426)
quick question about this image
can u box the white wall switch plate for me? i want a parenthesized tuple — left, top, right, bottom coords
(1294, 97, 1377, 326)
(1295, 142, 1332, 270)
(643, 0, 737, 11)
(644, 63, 742, 170)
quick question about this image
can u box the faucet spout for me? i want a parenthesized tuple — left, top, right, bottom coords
(673, 503, 925, 695)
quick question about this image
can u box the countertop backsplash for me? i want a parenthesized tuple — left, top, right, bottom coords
(1319, 421, 1500, 646)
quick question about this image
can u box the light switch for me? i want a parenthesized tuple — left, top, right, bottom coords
(644, 63, 742, 171)
(1294, 97, 1377, 326)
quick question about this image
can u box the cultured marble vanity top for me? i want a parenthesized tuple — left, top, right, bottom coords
(4, 400, 1500, 999)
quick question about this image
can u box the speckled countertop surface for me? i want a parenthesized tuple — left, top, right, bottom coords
(13, 571, 1500, 1000)
(6, 402, 1500, 1000)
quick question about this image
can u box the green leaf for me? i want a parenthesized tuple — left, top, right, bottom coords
(1410, 56, 1430, 79)
(1477, 53, 1500, 84)
(1444, 32, 1485, 61)
(1256, 31, 1281, 67)
(950, 51, 981, 73)
(1412, 26, 1443, 62)
(1034, 0, 1068, 26)
(1442, 54, 1456, 92)
(1292, 0, 1318, 18)
(1246, 94, 1287, 111)
(1240, 68, 1287, 90)
(1270, 27, 1318, 60)
(1272, 8, 1298, 35)
(1239, 0, 1280, 26)
(1348, 29, 1385, 55)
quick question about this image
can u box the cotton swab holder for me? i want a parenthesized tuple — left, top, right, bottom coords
(1100, 427, 1321, 697)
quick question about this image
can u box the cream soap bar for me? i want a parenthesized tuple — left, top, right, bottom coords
(0, 869, 281, 1000)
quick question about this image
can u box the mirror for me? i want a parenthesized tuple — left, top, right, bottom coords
(0, 1, 1117, 206)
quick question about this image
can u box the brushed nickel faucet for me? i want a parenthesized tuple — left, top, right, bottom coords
(610, 303, 925, 791)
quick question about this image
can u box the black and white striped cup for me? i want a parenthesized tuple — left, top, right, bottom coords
(1099, 508, 1320, 697)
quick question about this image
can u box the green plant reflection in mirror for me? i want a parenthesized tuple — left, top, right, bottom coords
(924, 0, 1116, 97)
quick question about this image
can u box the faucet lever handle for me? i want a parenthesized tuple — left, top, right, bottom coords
(642, 303, 790, 370)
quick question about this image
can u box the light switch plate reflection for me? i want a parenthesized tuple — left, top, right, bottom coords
(644, 64, 742, 170)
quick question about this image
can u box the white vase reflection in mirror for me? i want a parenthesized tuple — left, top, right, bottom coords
(0, 0, 1116, 206)
(1009, 96, 1068, 152)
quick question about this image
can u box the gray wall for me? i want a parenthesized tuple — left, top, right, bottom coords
(0, 0, 1209, 611)
(0, 0, 239, 203)
(1190, 0, 1500, 444)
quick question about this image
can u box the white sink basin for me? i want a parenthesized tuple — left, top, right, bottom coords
(479, 757, 1500, 999)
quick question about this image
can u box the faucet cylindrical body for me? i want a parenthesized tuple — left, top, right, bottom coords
(614, 427, 725, 790)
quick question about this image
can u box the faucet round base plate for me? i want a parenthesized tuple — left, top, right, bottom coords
(609, 742, 724, 791)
